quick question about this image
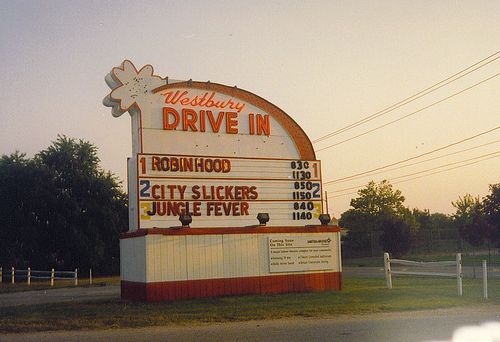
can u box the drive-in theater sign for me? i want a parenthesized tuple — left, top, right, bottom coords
(104, 60, 342, 301)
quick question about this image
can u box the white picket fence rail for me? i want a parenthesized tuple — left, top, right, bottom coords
(384, 252, 464, 296)
(0, 267, 82, 286)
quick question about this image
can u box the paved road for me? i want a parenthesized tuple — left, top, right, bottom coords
(0, 284, 119, 307)
(2, 306, 499, 342)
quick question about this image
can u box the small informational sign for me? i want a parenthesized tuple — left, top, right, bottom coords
(137, 154, 322, 228)
(268, 235, 334, 273)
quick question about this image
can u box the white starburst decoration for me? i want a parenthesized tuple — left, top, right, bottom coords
(103, 60, 166, 117)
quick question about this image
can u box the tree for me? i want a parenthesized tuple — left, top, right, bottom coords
(349, 180, 406, 217)
(452, 193, 483, 248)
(339, 180, 415, 257)
(379, 216, 412, 258)
(452, 194, 480, 228)
(0, 136, 127, 274)
(452, 187, 500, 253)
(482, 184, 500, 247)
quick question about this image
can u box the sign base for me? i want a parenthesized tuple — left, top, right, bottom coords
(120, 226, 342, 302)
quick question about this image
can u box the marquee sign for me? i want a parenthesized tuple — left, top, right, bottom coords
(103, 60, 323, 229)
(105, 61, 341, 302)
(137, 153, 322, 228)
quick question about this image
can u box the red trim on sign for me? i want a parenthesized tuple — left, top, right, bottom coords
(121, 272, 341, 301)
(138, 152, 317, 162)
(137, 175, 322, 182)
(120, 225, 341, 239)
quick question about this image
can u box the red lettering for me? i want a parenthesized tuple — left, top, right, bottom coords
(216, 186, 224, 200)
(257, 114, 270, 136)
(207, 111, 224, 133)
(241, 186, 249, 200)
(234, 186, 242, 200)
(152, 185, 161, 199)
(249, 113, 255, 135)
(152, 156, 161, 171)
(232, 202, 240, 216)
(193, 202, 201, 216)
(182, 108, 198, 131)
(167, 185, 176, 199)
(191, 185, 200, 200)
(157, 202, 166, 216)
(223, 202, 231, 215)
(199, 110, 206, 132)
(249, 186, 258, 200)
(213, 202, 222, 216)
(225, 186, 234, 200)
(241, 202, 249, 215)
(226, 112, 238, 134)
(178, 185, 186, 200)
(163, 107, 180, 130)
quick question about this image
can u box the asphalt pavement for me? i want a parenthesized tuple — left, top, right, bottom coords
(2, 305, 499, 342)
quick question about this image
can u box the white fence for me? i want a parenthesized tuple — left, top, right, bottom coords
(384, 252, 463, 296)
(0, 267, 82, 286)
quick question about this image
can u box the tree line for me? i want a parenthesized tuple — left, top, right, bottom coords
(0, 136, 127, 274)
(339, 180, 500, 258)
(1, 136, 497, 271)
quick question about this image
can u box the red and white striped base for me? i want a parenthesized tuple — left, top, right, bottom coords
(122, 272, 342, 301)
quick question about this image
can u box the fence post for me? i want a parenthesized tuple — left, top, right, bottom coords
(11, 267, 15, 284)
(74, 268, 78, 286)
(483, 260, 488, 300)
(51, 268, 55, 287)
(384, 252, 392, 289)
(89, 269, 92, 285)
(456, 253, 463, 296)
(28, 267, 31, 286)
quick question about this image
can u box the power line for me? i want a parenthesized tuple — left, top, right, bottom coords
(313, 51, 500, 144)
(330, 139, 500, 184)
(331, 150, 500, 192)
(390, 154, 500, 187)
(315, 73, 500, 153)
(328, 151, 500, 198)
(388, 150, 500, 182)
(323, 127, 500, 185)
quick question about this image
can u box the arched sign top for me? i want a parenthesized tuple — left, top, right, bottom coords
(152, 81, 316, 160)
(104, 60, 316, 160)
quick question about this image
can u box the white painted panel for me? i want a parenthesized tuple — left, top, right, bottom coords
(185, 235, 195, 280)
(142, 129, 300, 159)
(120, 236, 146, 282)
(222, 235, 236, 278)
(172, 236, 187, 281)
(185, 235, 223, 280)
(249, 235, 260, 276)
(145, 235, 155, 281)
(137, 232, 341, 283)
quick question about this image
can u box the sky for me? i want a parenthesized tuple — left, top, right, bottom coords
(1, 0, 499, 217)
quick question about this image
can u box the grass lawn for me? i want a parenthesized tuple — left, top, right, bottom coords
(0, 276, 498, 333)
